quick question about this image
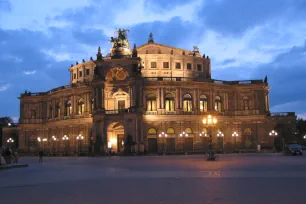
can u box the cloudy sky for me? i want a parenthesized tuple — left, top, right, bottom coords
(0, 0, 306, 121)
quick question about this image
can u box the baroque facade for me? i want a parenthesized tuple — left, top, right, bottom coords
(3, 30, 296, 154)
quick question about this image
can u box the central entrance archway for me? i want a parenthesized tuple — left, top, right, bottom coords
(107, 122, 124, 153)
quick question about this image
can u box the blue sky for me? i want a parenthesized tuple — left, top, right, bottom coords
(1, 0, 306, 121)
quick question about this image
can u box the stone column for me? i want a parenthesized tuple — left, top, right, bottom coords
(175, 88, 179, 110)
(179, 88, 182, 110)
(161, 88, 164, 109)
(101, 88, 105, 109)
(193, 89, 197, 112)
(157, 88, 161, 109)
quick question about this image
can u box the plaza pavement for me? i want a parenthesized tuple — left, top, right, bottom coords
(0, 154, 306, 204)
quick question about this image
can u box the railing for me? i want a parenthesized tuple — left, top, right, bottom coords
(20, 82, 92, 98)
(144, 77, 263, 85)
(270, 112, 295, 117)
(105, 108, 137, 115)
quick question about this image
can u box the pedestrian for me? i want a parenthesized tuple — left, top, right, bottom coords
(14, 150, 19, 164)
(39, 150, 44, 163)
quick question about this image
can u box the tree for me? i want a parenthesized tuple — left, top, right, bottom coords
(0, 117, 14, 127)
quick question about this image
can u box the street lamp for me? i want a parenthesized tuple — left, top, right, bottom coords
(158, 132, 168, 155)
(269, 130, 278, 152)
(52, 136, 58, 155)
(232, 131, 239, 152)
(76, 134, 84, 156)
(62, 135, 69, 156)
(8, 123, 11, 127)
(180, 131, 189, 154)
(217, 131, 224, 152)
(7, 138, 14, 148)
(202, 115, 217, 153)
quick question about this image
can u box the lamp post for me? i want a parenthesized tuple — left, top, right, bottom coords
(158, 132, 167, 155)
(180, 131, 189, 154)
(217, 131, 224, 153)
(7, 137, 14, 148)
(232, 131, 239, 152)
(202, 115, 217, 153)
(52, 136, 57, 155)
(76, 134, 84, 156)
(269, 130, 278, 152)
(62, 135, 69, 156)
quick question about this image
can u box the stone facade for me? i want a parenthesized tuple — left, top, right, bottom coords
(3, 30, 296, 154)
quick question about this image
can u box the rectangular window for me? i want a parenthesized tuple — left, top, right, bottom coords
(175, 62, 181, 69)
(79, 71, 83, 77)
(86, 69, 90, 75)
(197, 64, 202, 71)
(163, 62, 169, 68)
(151, 62, 157, 68)
(73, 73, 76, 79)
(187, 63, 192, 70)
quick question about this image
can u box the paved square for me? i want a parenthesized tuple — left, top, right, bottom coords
(1, 154, 306, 204)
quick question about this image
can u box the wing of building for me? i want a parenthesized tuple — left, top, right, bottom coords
(2, 30, 296, 154)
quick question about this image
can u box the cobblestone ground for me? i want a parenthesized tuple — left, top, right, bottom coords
(1, 154, 306, 204)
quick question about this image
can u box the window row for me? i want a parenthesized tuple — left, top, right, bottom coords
(73, 68, 91, 80)
(149, 62, 203, 71)
(146, 94, 223, 112)
(48, 98, 94, 119)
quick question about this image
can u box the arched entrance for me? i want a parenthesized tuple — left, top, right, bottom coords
(107, 122, 125, 153)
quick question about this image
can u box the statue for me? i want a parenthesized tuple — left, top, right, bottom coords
(96, 46, 103, 61)
(132, 44, 138, 57)
(264, 75, 268, 83)
(193, 46, 199, 52)
(148, 32, 154, 43)
(109, 29, 129, 48)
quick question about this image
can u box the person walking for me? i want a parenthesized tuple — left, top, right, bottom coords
(39, 150, 44, 163)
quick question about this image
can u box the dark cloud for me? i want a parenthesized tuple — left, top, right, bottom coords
(0, 28, 75, 117)
(199, 0, 304, 34)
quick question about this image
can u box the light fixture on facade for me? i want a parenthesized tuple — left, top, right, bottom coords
(7, 138, 14, 143)
(217, 131, 224, 137)
(37, 137, 41, 142)
(62, 135, 69, 140)
(159, 132, 168, 138)
(76, 134, 84, 140)
(232, 131, 239, 137)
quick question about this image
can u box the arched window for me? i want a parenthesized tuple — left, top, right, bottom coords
(244, 128, 252, 136)
(165, 93, 175, 112)
(31, 109, 36, 119)
(166, 127, 175, 134)
(202, 128, 208, 134)
(183, 94, 192, 112)
(48, 105, 53, 119)
(243, 97, 249, 110)
(65, 100, 72, 116)
(199, 95, 208, 112)
(55, 102, 61, 118)
(185, 127, 193, 134)
(214, 96, 222, 112)
(146, 94, 157, 111)
(78, 98, 85, 115)
(148, 128, 157, 135)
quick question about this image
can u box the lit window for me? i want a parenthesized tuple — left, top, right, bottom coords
(215, 96, 222, 112)
(199, 95, 208, 112)
(55, 102, 61, 118)
(165, 93, 175, 112)
(183, 94, 192, 112)
(147, 94, 157, 111)
(78, 98, 85, 115)
(148, 128, 157, 135)
(65, 100, 72, 116)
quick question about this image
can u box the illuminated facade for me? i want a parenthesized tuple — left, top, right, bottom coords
(4, 30, 296, 154)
